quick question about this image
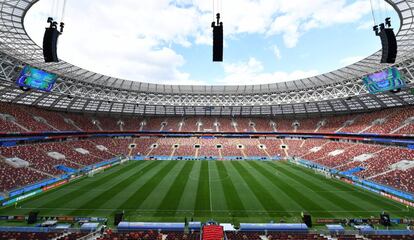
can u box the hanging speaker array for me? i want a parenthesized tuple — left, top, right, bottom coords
(42, 0, 67, 63)
(212, 13, 223, 62)
(43, 17, 64, 63)
(373, 18, 397, 64)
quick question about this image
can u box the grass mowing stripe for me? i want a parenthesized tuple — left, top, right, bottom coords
(194, 161, 211, 217)
(18, 162, 134, 208)
(280, 163, 383, 212)
(116, 161, 177, 214)
(249, 161, 334, 218)
(216, 161, 247, 217)
(176, 161, 202, 212)
(290, 163, 406, 210)
(138, 162, 189, 215)
(241, 162, 302, 214)
(40, 162, 152, 216)
(208, 161, 228, 212)
(68, 161, 159, 216)
(153, 162, 195, 217)
(232, 161, 285, 216)
(271, 162, 366, 214)
(287, 163, 405, 211)
(223, 161, 266, 213)
(247, 161, 304, 203)
(91, 161, 176, 216)
(33, 162, 144, 212)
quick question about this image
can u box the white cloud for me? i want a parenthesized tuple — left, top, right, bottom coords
(218, 57, 318, 85)
(340, 56, 365, 66)
(268, 0, 372, 48)
(25, 0, 198, 84)
(224, 58, 264, 75)
(272, 45, 282, 61)
(357, 21, 374, 30)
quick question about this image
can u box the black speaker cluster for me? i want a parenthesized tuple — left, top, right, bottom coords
(43, 17, 64, 63)
(212, 13, 223, 62)
(373, 18, 397, 64)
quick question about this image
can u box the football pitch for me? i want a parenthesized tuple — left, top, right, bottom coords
(1, 160, 413, 224)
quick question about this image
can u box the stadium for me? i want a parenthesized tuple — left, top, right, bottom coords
(0, 0, 414, 239)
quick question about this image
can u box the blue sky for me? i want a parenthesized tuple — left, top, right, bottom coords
(25, 0, 398, 85)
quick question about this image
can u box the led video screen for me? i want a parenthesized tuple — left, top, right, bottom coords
(16, 66, 57, 92)
(363, 68, 405, 94)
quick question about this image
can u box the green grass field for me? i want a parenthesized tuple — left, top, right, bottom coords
(1, 160, 413, 224)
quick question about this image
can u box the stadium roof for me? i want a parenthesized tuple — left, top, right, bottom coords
(0, 0, 413, 116)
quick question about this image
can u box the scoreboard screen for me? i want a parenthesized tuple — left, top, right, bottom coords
(363, 68, 406, 94)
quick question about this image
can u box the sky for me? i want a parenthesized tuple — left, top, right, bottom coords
(24, 0, 399, 85)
